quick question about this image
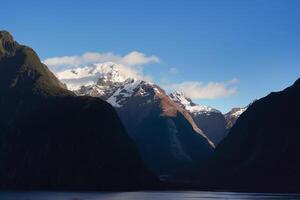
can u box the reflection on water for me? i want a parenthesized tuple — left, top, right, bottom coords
(1, 191, 300, 200)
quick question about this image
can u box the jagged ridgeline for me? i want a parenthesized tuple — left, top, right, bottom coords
(0, 31, 157, 190)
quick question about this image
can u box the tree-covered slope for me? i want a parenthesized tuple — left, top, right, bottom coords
(0, 31, 156, 190)
(205, 78, 300, 192)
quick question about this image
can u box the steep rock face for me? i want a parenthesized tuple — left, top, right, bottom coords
(0, 31, 156, 190)
(58, 64, 214, 179)
(170, 91, 228, 145)
(205, 78, 300, 192)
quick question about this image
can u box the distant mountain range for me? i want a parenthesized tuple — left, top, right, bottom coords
(57, 63, 215, 179)
(0, 31, 156, 190)
(56, 62, 249, 179)
(57, 62, 246, 146)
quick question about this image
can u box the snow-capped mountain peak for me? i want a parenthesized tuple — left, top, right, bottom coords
(170, 91, 194, 106)
(224, 107, 248, 128)
(56, 62, 127, 90)
(106, 79, 163, 108)
(94, 62, 126, 83)
(106, 79, 144, 107)
(169, 91, 221, 115)
(56, 62, 162, 108)
(225, 107, 247, 118)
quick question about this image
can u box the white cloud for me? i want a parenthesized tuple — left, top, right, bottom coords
(108, 63, 153, 82)
(44, 52, 238, 100)
(43, 51, 160, 68)
(121, 51, 160, 66)
(164, 79, 238, 99)
(44, 51, 159, 82)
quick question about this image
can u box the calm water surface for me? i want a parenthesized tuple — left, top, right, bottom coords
(1, 191, 300, 200)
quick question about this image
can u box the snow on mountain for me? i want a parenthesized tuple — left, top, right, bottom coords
(56, 62, 163, 108)
(57, 63, 222, 116)
(225, 107, 248, 128)
(107, 79, 144, 107)
(56, 62, 126, 90)
(57, 63, 246, 134)
(225, 107, 247, 119)
(229, 107, 247, 117)
(107, 79, 165, 108)
(169, 91, 221, 115)
(170, 91, 228, 145)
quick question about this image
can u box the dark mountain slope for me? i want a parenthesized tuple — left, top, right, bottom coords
(0, 31, 156, 190)
(169, 91, 228, 145)
(114, 83, 214, 179)
(192, 113, 228, 145)
(205, 78, 300, 192)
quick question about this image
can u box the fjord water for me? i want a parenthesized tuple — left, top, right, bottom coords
(1, 191, 300, 200)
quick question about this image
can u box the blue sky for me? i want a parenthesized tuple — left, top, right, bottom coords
(1, 0, 300, 112)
